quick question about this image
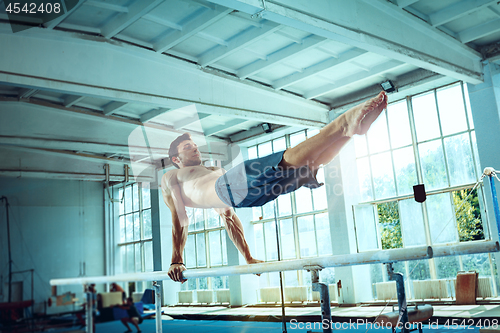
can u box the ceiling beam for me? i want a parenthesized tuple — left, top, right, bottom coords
(18, 88, 38, 99)
(429, 0, 498, 27)
(395, 0, 419, 8)
(206, 0, 483, 84)
(199, 21, 281, 67)
(140, 107, 171, 123)
(305, 61, 405, 100)
(0, 27, 329, 127)
(272, 48, 367, 90)
(143, 14, 182, 30)
(173, 114, 212, 129)
(44, 0, 86, 29)
(64, 95, 86, 107)
(84, 0, 129, 13)
(459, 18, 500, 43)
(229, 123, 286, 143)
(101, 0, 164, 39)
(103, 101, 129, 115)
(238, 35, 327, 79)
(154, 6, 233, 53)
(204, 119, 248, 136)
(0, 169, 154, 182)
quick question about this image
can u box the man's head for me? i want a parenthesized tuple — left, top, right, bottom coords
(126, 297, 133, 305)
(169, 133, 202, 168)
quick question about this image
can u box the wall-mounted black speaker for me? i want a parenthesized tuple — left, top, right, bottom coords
(413, 184, 426, 203)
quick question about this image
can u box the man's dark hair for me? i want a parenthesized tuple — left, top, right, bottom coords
(169, 133, 192, 169)
(127, 297, 133, 303)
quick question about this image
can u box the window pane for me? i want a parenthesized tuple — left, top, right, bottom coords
(221, 230, 227, 265)
(273, 137, 287, 152)
(377, 202, 402, 249)
(315, 213, 332, 255)
(254, 224, 266, 261)
(371, 152, 396, 199)
(264, 222, 278, 261)
(453, 189, 484, 242)
(353, 205, 378, 251)
(399, 199, 426, 246)
(354, 135, 368, 157)
(409, 260, 431, 280)
(435, 256, 461, 279)
(295, 187, 313, 214)
(134, 212, 140, 241)
(126, 214, 133, 242)
(280, 219, 296, 260)
(444, 133, 475, 186)
(185, 234, 196, 268)
(119, 215, 126, 243)
(427, 193, 457, 244)
(258, 141, 272, 157)
(248, 146, 258, 159)
(209, 231, 222, 266)
(125, 186, 132, 214)
(277, 193, 292, 216)
(262, 201, 275, 220)
(463, 84, 474, 129)
(132, 183, 140, 211)
(198, 277, 208, 290)
(187, 208, 195, 232)
(144, 241, 153, 272)
(290, 131, 306, 148)
(419, 139, 448, 190)
(307, 129, 320, 138)
(284, 271, 299, 287)
(119, 188, 124, 215)
(120, 246, 127, 274)
(135, 243, 142, 272)
(252, 207, 262, 221)
(196, 233, 206, 267)
(194, 209, 204, 231)
(412, 91, 441, 142)
(387, 100, 412, 149)
(127, 245, 134, 273)
(143, 209, 152, 239)
(356, 157, 373, 202)
(297, 215, 317, 257)
(462, 253, 491, 276)
(367, 110, 390, 154)
(206, 209, 220, 229)
(142, 183, 151, 209)
(437, 84, 468, 136)
(312, 186, 328, 211)
(470, 131, 481, 179)
(393, 147, 417, 196)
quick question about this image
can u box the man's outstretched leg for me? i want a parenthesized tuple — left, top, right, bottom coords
(280, 91, 388, 171)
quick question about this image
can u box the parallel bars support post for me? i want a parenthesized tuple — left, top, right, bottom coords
(153, 281, 162, 333)
(309, 268, 332, 333)
(387, 264, 408, 333)
(85, 287, 93, 333)
(489, 175, 500, 237)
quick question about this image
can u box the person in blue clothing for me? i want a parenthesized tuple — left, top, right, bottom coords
(117, 297, 143, 333)
(163, 91, 388, 282)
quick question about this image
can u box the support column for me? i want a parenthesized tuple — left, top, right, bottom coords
(467, 61, 500, 292)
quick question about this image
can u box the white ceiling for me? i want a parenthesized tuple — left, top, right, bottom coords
(0, 0, 499, 182)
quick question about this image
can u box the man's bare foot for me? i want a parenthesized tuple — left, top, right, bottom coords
(342, 91, 388, 137)
(247, 258, 264, 276)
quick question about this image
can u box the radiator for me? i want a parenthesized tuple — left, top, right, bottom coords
(312, 284, 338, 302)
(284, 286, 307, 302)
(259, 287, 281, 303)
(375, 281, 397, 300)
(477, 277, 493, 298)
(178, 290, 193, 304)
(413, 280, 448, 300)
(216, 289, 231, 303)
(196, 290, 214, 304)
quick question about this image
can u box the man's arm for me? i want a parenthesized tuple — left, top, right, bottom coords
(162, 171, 189, 282)
(215, 207, 263, 265)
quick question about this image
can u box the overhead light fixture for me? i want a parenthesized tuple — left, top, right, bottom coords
(380, 80, 396, 93)
(261, 123, 273, 133)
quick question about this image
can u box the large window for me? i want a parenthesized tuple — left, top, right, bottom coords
(353, 82, 495, 298)
(118, 183, 153, 293)
(181, 208, 229, 292)
(249, 130, 334, 289)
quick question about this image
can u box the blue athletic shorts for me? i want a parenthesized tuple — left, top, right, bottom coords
(214, 150, 323, 208)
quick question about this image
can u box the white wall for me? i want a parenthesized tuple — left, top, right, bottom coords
(0, 177, 104, 314)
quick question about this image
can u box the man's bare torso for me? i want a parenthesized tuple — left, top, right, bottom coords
(162, 165, 229, 209)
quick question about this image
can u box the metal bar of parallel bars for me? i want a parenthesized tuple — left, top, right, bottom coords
(153, 282, 162, 333)
(50, 241, 499, 286)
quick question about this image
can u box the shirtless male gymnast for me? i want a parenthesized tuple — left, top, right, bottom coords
(162, 91, 388, 282)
